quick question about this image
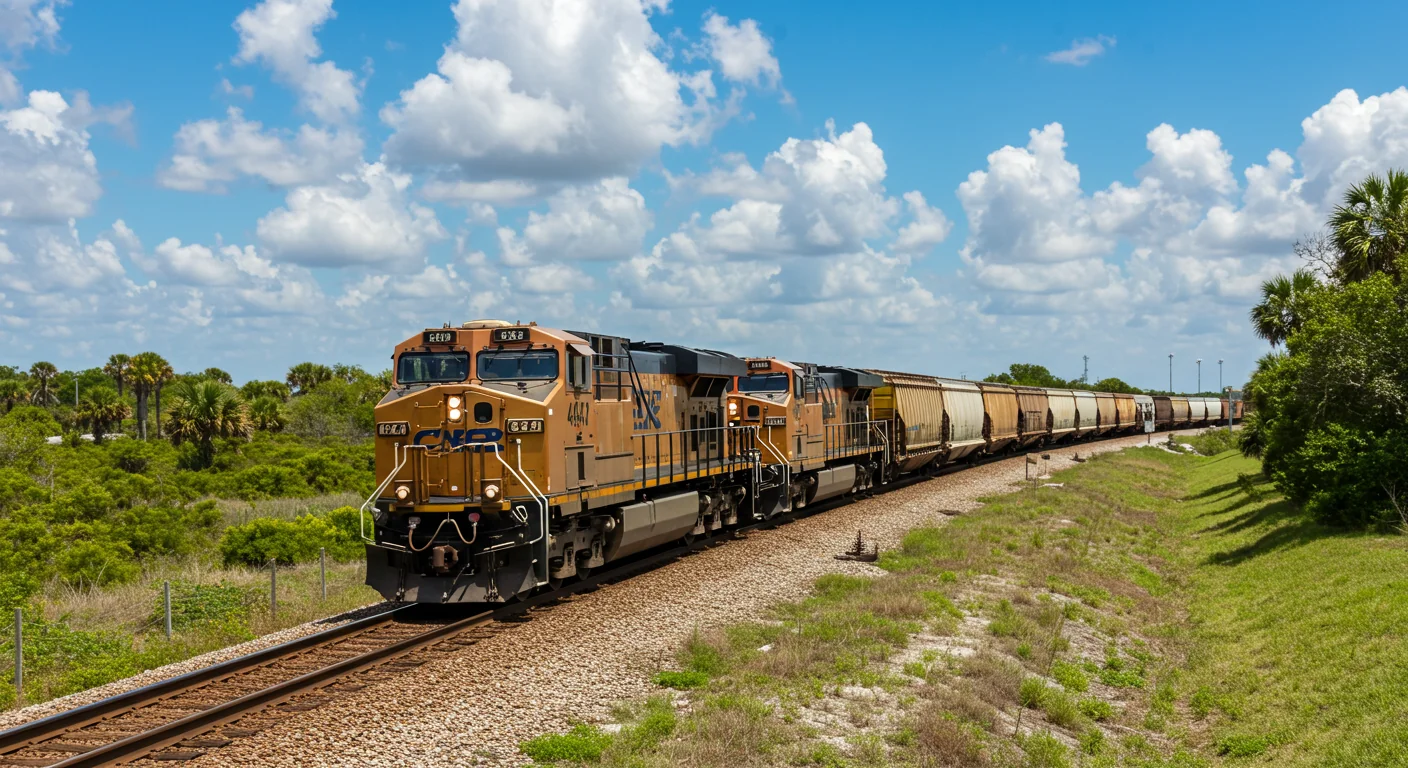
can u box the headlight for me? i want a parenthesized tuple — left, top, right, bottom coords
(448, 408, 462, 421)
(728, 401, 738, 415)
(448, 396, 462, 409)
(395, 485, 410, 500)
(483, 484, 499, 499)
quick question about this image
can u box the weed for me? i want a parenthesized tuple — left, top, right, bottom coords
(1078, 727, 1105, 755)
(652, 670, 709, 690)
(1097, 667, 1145, 688)
(1016, 642, 1033, 660)
(1019, 677, 1050, 708)
(903, 660, 926, 678)
(519, 724, 612, 763)
(916, 710, 988, 767)
(681, 627, 730, 676)
(849, 733, 887, 766)
(1021, 730, 1070, 768)
(1041, 690, 1083, 729)
(1216, 733, 1270, 757)
(1078, 698, 1114, 722)
(1190, 687, 1215, 720)
(1050, 660, 1088, 693)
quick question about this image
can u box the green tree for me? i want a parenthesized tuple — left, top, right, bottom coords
(165, 379, 251, 467)
(0, 379, 29, 413)
(27, 361, 58, 405)
(103, 353, 131, 397)
(200, 367, 233, 384)
(248, 396, 287, 432)
(1330, 168, 1408, 283)
(286, 362, 333, 395)
(1089, 377, 1141, 394)
(240, 380, 291, 401)
(984, 363, 1068, 388)
(1249, 269, 1319, 346)
(75, 386, 131, 444)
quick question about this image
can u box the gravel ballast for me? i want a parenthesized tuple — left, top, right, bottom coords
(104, 432, 1193, 767)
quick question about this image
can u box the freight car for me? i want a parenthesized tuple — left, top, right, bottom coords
(361, 321, 1221, 605)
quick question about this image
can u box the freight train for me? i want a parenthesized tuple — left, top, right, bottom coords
(361, 321, 1236, 604)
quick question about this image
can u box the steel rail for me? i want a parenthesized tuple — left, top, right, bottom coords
(0, 605, 413, 756)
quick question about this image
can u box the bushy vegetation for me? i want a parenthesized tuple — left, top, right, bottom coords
(1243, 168, 1408, 528)
(983, 362, 1217, 397)
(0, 355, 388, 706)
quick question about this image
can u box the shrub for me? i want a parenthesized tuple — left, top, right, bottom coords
(218, 513, 348, 566)
(1078, 727, 1105, 755)
(55, 539, 140, 588)
(1022, 730, 1070, 768)
(1051, 660, 1089, 693)
(1078, 698, 1114, 722)
(1190, 687, 1216, 719)
(1041, 690, 1083, 729)
(1098, 667, 1145, 688)
(519, 724, 613, 763)
(155, 581, 257, 630)
(1019, 677, 1050, 708)
(1181, 428, 1238, 456)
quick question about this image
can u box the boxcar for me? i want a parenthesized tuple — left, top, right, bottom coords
(1072, 390, 1099, 436)
(1015, 386, 1049, 446)
(938, 378, 986, 461)
(1046, 389, 1078, 442)
(1114, 393, 1138, 433)
(1094, 392, 1117, 435)
(977, 382, 1020, 454)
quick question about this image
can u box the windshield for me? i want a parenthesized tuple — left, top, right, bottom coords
(478, 349, 559, 381)
(397, 352, 469, 384)
(736, 373, 790, 393)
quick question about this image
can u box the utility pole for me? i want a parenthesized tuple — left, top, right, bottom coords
(1168, 354, 1173, 393)
(1196, 359, 1202, 394)
(1082, 355, 1089, 384)
(1218, 359, 1223, 392)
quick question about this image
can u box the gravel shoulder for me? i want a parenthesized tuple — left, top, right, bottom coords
(168, 431, 1195, 768)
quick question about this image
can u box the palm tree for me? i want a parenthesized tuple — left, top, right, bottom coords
(249, 396, 287, 432)
(1329, 169, 1408, 283)
(286, 362, 333, 395)
(165, 379, 251, 466)
(28, 362, 58, 406)
(127, 352, 170, 440)
(201, 367, 233, 384)
(153, 359, 174, 439)
(76, 386, 131, 444)
(1249, 269, 1319, 346)
(103, 354, 131, 397)
(0, 379, 29, 412)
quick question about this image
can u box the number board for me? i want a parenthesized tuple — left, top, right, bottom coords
(747, 360, 771, 370)
(376, 421, 409, 437)
(763, 416, 787, 426)
(422, 330, 456, 345)
(506, 418, 544, 434)
(491, 328, 530, 343)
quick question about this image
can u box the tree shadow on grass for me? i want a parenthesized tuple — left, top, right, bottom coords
(1203, 499, 1350, 566)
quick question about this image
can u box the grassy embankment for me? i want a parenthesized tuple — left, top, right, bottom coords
(517, 441, 1408, 767)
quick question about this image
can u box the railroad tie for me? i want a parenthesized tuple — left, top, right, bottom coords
(178, 739, 233, 749)
(148, 751, 206, 761)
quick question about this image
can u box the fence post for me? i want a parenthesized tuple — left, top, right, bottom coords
(163, 581, 172, 640)
(269, 560, 277, 619)
(320, 548, 327, 601)
(13, 607, 21, 707)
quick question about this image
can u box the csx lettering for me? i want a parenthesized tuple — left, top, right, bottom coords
(567, 401, 590, 427)
(413, 428, 505, 451)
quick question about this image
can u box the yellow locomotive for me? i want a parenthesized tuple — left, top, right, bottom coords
(362, 321, 761, 603)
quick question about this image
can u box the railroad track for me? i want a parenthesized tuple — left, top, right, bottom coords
(0, 430, 1181, 767)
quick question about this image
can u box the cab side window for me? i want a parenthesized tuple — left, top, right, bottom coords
(567, 349, 592, 392)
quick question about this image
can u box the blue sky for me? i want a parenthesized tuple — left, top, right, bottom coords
(2, 0, 1406, 392)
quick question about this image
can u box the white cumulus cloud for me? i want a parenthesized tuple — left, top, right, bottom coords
(233, 0, 359, 123)
(1044, 35, 1115, 66)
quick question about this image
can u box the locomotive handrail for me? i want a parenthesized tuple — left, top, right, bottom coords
(753, 426, 791, 511)
(359, 442, 423, 545)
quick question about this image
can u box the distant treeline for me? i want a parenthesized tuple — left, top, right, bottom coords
(983, 363, 1224, 397)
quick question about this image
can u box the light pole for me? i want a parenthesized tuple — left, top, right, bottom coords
(1168, 354, 1173, 393)
(1196, 359, 1202, 394)
(1218, 359, 1223, 392)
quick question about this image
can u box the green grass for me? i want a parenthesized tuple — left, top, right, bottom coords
(1173, 451, 1408, 766)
